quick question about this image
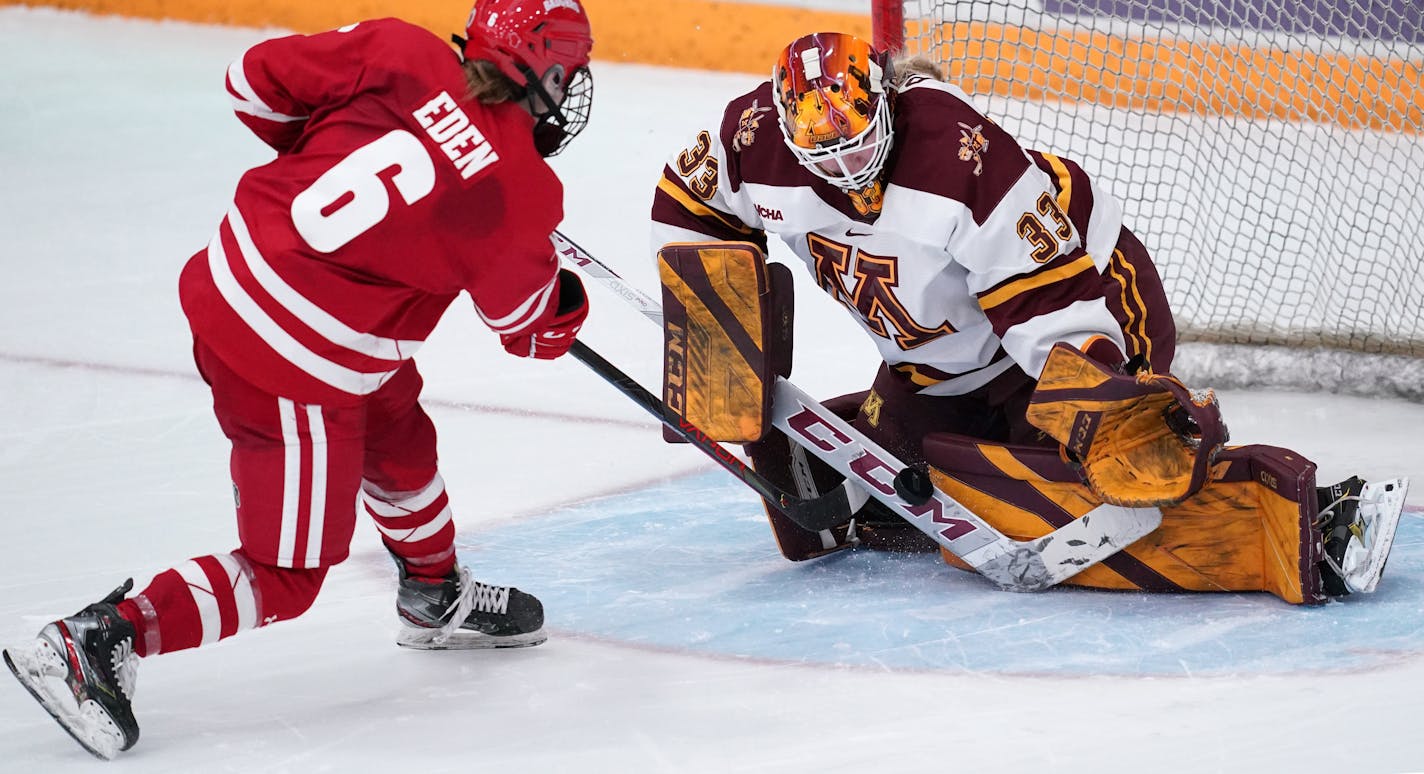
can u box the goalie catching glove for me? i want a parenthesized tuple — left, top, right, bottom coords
(1025, 341, 1228, 507)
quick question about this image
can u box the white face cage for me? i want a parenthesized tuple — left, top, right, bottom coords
(778, 93, 894, 191)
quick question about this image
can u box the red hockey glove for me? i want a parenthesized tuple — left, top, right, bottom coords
(500, 269, 588, 360)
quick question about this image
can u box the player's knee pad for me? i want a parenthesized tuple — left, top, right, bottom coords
(658, 241, 793, 443)
(922, 434, 1328, 604)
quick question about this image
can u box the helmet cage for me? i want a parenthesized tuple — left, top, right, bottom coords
(522, 63, 593, 156)
(462, 0, 594, 155)
(774, 33, 893, 190)
(778, 95, 892, 190)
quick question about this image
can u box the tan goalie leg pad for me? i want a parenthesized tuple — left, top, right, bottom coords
(921, 434, 1326, 604)
(658, 242, 793, 443)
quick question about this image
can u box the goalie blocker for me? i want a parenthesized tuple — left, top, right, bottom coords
(658, 241, 868, 554)
(657, 242, 793, 443)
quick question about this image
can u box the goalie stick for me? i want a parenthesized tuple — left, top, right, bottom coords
(553, 231, 1164, 592)
(570, 340, 853, 530)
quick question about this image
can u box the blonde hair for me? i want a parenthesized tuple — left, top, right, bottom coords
(890, 53, 945, 87)
(462, 59, 523, 104)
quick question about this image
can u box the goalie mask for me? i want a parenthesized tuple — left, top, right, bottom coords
(461, 0, 595, 156)
(774, 32, 893, 191)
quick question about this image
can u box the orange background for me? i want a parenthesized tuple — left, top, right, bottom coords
(2, 0, 873, 73)
(7, 0, 1419, 130)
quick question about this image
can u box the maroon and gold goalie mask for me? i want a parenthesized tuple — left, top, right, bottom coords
(774, 32, 893, 191)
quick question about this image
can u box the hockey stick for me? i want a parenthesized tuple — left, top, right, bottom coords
(568, 340, 853, 530)
(553, 231, 1164, 592)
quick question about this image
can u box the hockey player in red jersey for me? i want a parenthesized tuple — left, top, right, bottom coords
(650, 33, 1406, 605)
(4, 0, 595, 760)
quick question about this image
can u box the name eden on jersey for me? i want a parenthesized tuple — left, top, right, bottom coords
(412, 92, 498, 179)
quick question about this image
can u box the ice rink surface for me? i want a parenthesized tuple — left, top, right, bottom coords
(2, 8, 1424, 772)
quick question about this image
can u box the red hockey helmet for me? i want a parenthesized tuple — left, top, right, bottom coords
(774, 33, 893, 190)
(462, 0, 595, 155)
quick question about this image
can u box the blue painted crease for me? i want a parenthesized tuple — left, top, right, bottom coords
(465, 472, 1424, 676)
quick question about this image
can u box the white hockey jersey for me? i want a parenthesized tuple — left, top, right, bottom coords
(651, 76, 1130, 395)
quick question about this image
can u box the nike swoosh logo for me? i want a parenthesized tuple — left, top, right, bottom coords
(846, 228, 873, 237)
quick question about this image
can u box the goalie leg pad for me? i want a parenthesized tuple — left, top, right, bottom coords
(745, 430, 855, 561)
(659, 242, 793, 443)
(922, 433, 1330, 604)
(745, 391, 939, 560)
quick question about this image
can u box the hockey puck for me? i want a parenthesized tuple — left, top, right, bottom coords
(893, 467, 934, 506)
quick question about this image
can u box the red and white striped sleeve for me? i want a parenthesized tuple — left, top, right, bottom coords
(223, 22, 376, 152)
(470, 259, 561, 337)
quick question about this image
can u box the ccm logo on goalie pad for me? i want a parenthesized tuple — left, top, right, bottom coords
(784, 404, 990, 549)
(1069, 411, 1101, 457)
(665, 321, 687, 416)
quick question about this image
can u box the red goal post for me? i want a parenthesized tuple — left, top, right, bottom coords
(869, 0, 1424, 400)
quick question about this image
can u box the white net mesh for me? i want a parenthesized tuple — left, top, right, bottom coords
(896, 1, 1424, 394)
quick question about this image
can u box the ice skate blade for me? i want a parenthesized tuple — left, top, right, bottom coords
(4, 646, 123, 761)
(1343, 477, 1409, 594)
(395, 627, 547, 650)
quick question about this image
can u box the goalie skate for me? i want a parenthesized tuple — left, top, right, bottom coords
(1319, 477, 1409, 595)
(3, 580, 140, 760)
(1339, 478, 1409, 594)
(395, 564, 546, 650)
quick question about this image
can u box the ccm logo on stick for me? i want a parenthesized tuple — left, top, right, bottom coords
(783, 404, 978, 542)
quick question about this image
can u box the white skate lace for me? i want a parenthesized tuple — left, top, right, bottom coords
(1315, 492, 1356, 583)
(431, 566, 478, 645)
(428, 567, 514, 645)
(110, 638, 138, 701)
(1313, 492, 1361, 529)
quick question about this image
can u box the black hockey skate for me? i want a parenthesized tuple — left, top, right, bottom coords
(3, 579, 140, 760)
(1316, 476, 1409, 596)
(394, 561, 545, 650)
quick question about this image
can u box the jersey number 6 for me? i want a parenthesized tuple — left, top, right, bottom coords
(291, 130, 437, 253)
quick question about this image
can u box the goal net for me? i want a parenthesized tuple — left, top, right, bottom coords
(874, 0, 1424, 398)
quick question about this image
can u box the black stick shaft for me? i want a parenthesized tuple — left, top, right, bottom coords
(569, 340, 850, 530)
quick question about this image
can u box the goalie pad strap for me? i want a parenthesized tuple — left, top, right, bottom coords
(659, 242, 792, 443)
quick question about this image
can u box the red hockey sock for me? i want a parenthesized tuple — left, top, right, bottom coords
(363, 475, 457, 579)
(116, 549, 327, 657)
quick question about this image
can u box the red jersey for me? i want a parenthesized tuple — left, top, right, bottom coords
(180, 19, 564, 405)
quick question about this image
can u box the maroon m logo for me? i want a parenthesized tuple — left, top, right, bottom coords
(806, 234, 955, 350)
